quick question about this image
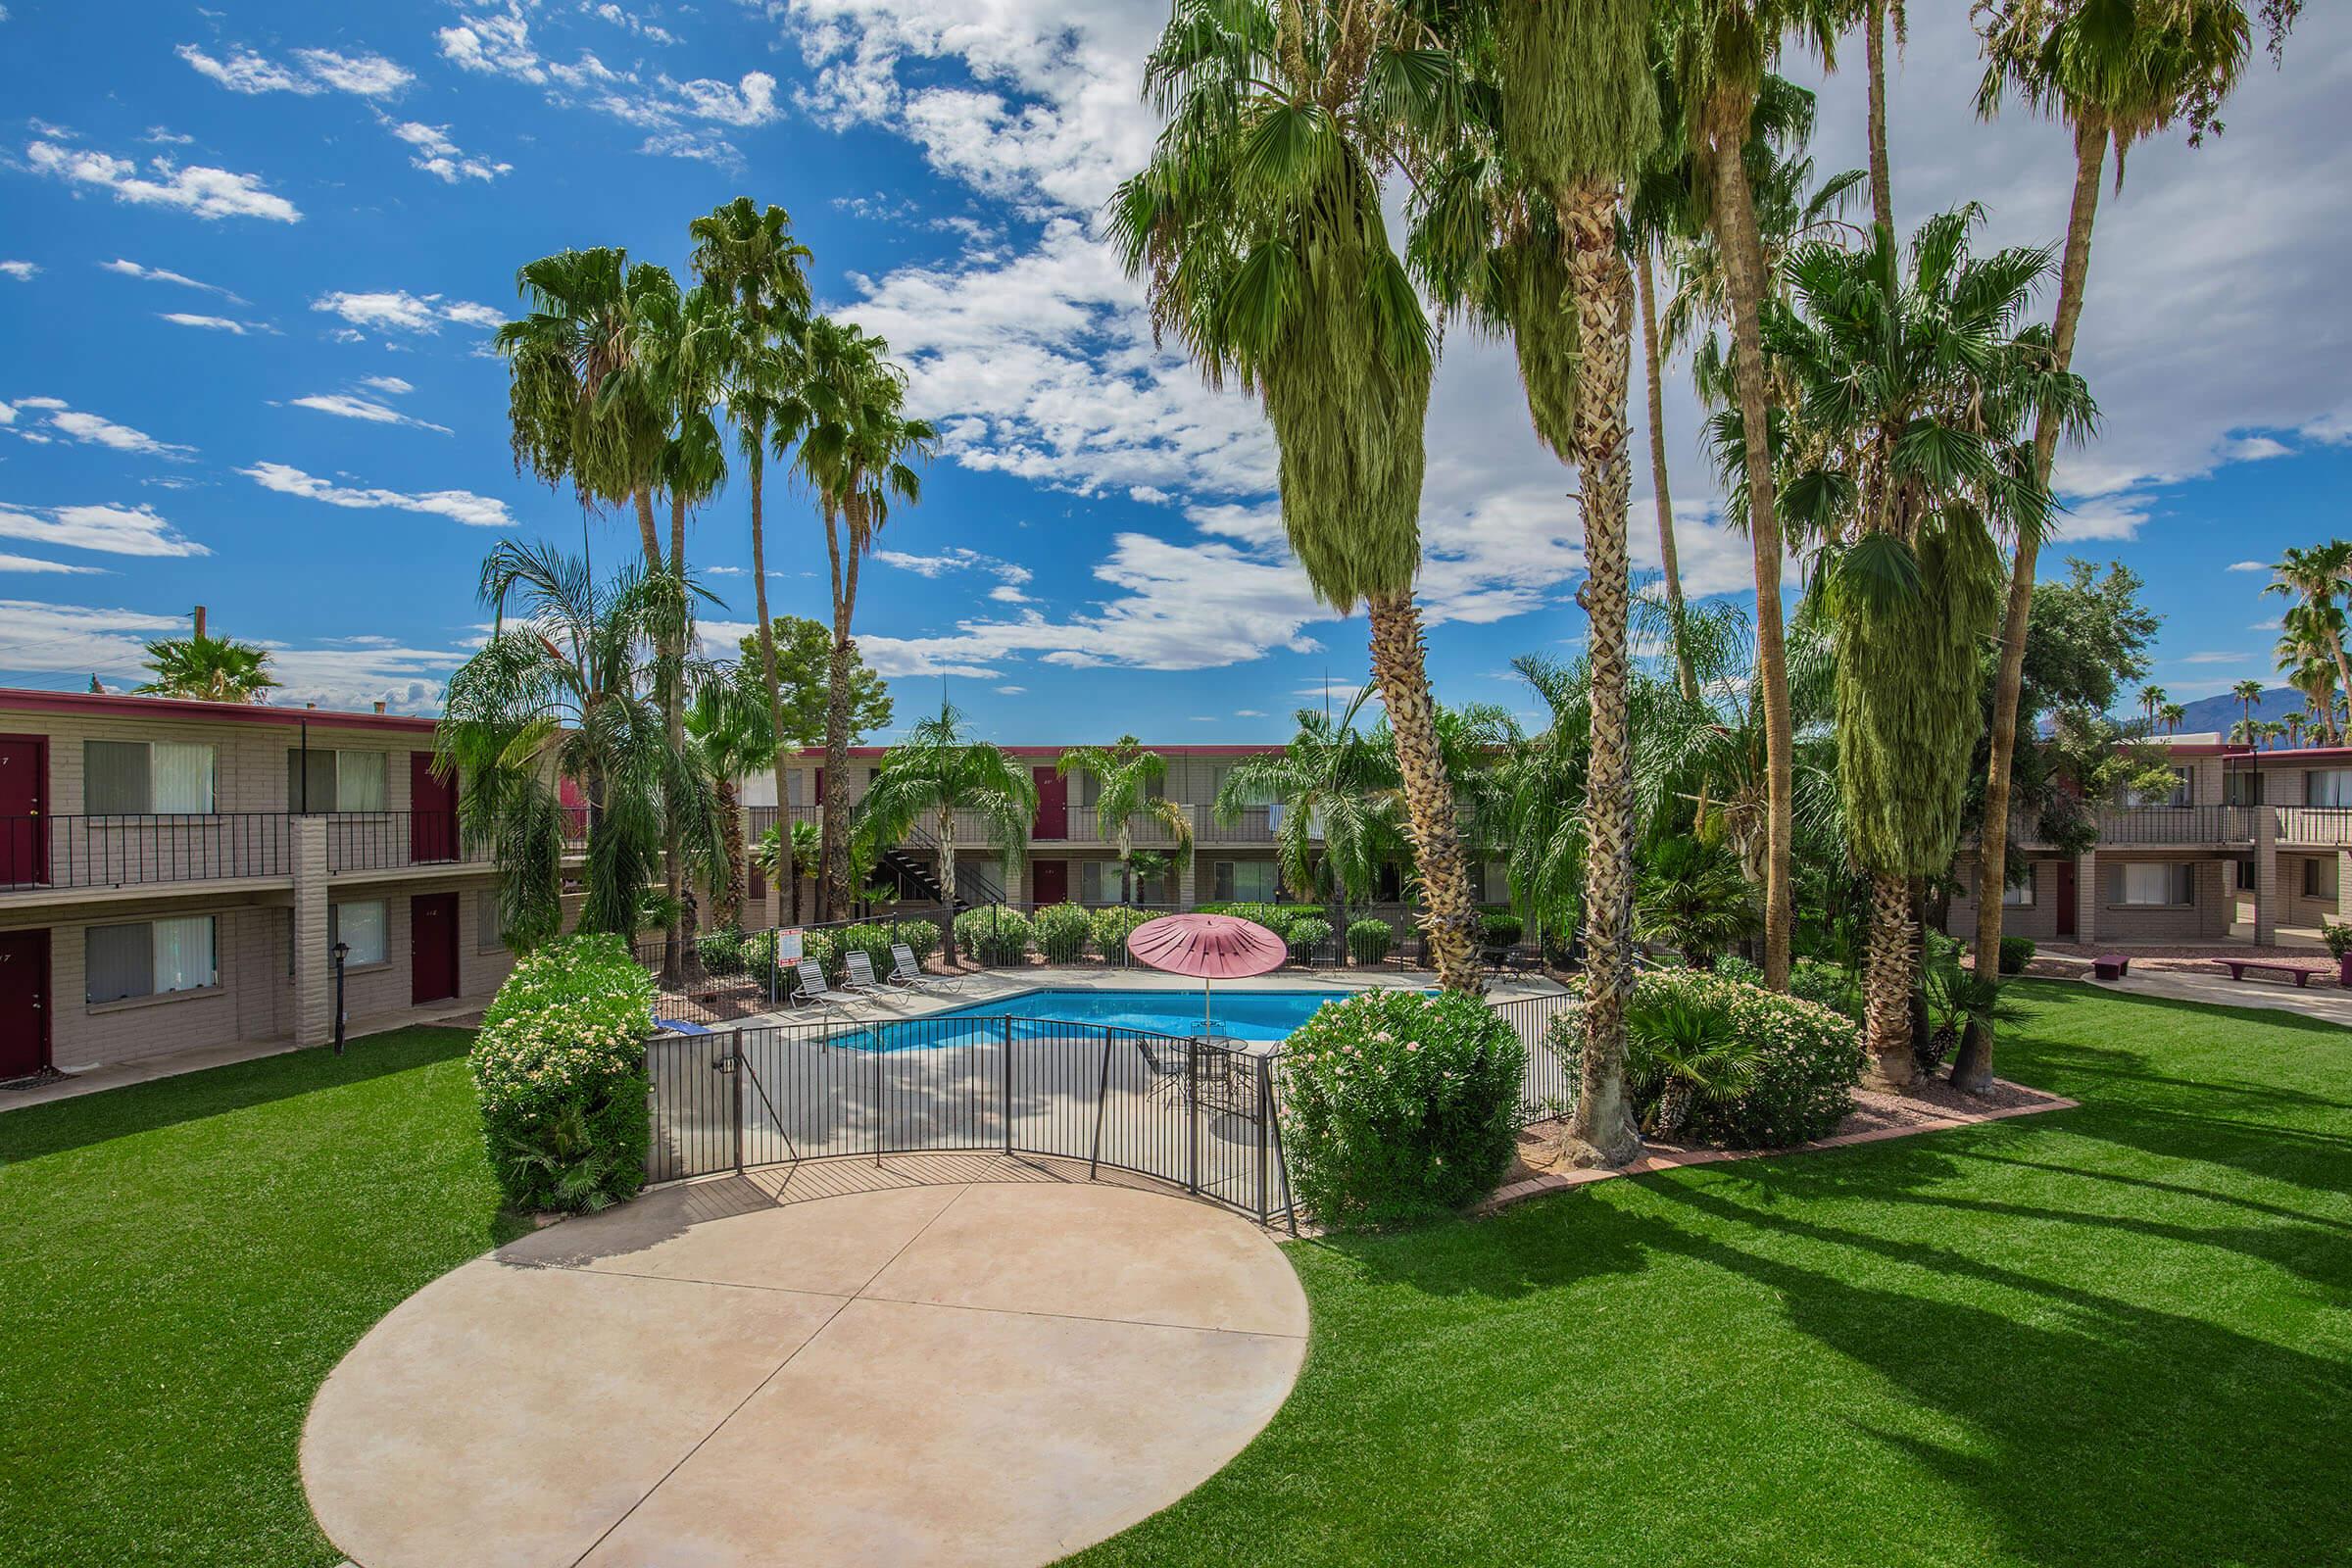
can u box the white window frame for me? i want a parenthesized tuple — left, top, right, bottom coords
(330, 899, 389, 967)
(2001, 872, 2035, 907)
(2306, 769, 2352, 808)
(2111, 861, 2194, 907)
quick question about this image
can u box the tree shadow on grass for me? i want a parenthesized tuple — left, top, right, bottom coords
(0, 1026, 478, 1166)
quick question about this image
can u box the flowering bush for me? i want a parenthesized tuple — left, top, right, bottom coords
(1034, 902, 1094, 962)
(956, 905, 1033, 965)
(1280, 989, 1526, 1228)
(1546, 967, 1863, 1149)
(471, 933, 657, 1212)
(1348, 918, 1396, 965)
(1091, 905, 1157, 964)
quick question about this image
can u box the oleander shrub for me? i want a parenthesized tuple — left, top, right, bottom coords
(1711, 954, 1765, 985)
(1279, 989, 1527, 1228)
(694, 929, 747, 977)
(1348, 917, 1396, 965)
(1034, 902, 1094, 963)
(1546, 967, 1864, 1150)
(956, 905, 1034, 965)
(1998, 935, 2036, 975)
(471, 933, 657, 1213)
(1091, 905, 1157, 964)
(1287, 916, 1333, 958)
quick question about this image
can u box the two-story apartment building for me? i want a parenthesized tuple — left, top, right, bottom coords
(0, 687, 541, 1082)
(1944, 734, 2352, 950)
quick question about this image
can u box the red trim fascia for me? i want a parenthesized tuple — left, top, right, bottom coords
(0, 687, 439, 734)
(788, 743, 1290, 760)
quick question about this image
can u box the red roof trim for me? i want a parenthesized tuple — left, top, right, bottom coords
(0, 686, 440, 734)
(790, 743, 1288, 760)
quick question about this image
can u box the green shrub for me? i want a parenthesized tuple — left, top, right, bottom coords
(1034, 902, 1093, 962)
(1348, 917, 1396, 964)
(1288, 916, 1332, 956)
(694, 929, 746, 977)
(892, 918, 943, 967)
(831, 921, 904, 982)
(1479, 910, 1524, 950)
(1712, 954, 1765, 985)
(1280, 989, 1527, 1228)
(1789, 957, 1862, 1021)
(1091, 905, 1156, 964)
(956, 905, 1033, 965)
(1997, 936, 2036, 975)
(472, 933, 656, 1213)
(2326, 922, 2352, 961)
(1547, 967, 1863, 1149)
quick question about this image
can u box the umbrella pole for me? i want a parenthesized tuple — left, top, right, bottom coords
(1203, 976, 1212, 1043)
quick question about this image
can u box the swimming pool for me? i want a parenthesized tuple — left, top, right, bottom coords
(848, 987, 1354, 1052)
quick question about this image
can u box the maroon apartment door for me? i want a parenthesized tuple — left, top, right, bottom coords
(1032, 766, 1067, 841)
(0, 736, 47, 888)
(411, 754, 458, 863)
(1033, 859, 1068, 905)
(2055, 861, 2077, 938)
(411, 893, 460, 1004)
(0, 929, 49, 1079)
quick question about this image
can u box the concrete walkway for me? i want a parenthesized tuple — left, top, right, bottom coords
(303, 1175, 1308, 1568)
(2087, 965, 2352, 1025)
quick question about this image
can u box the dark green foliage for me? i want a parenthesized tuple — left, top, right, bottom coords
(1348, 917, 1396, 964)
(695, 929, 747, 976)
(1999, 936, 2037, 975)
(1091, 906, 1157, 964)
(1790, 956, 1863, 1019)
(1478, 910, 1525, 949)
(1280, 990, 1526, 1228)
(1495, 0, 1661, 186)
(1034, 903, 1095, 963)
(956, 906, 1034, 965)
(1288, 916, 1333, 955)
(736, 615, 893, 748)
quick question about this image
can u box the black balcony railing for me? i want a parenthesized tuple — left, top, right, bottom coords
(0, 812, 294, 891)
(2094, 805, 2254, 845)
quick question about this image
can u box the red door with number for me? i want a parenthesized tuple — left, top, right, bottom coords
(411, 754, 458, 863)
(1032, 766, 1067, 841)
(0, 929, 49, 1079)
(1032, 858, 1068, 906)
(411, 893, 460, 1004)
(0, 736, 47, 888)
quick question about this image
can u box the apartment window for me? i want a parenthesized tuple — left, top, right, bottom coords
(2121, 768, 2190, 808)
(86, 915, 217, 1004)
(2235, 858, 2257, 891)
(2303, 858, 2338, 901)
(2108, 862, 2194, 906)
(2306, 769, 2352, 808)
(475, 890, 506, 955)
(330, 899, 388, 966)
(1212, 859, 1278, 902)
(83, 740, 216, 814)
(2226, 770, 2265, 807)
(2001, 872, 2035, 907)
(1078, 860, 1110, 904)
(287, 748, 387, 812)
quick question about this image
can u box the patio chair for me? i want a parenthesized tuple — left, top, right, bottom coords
(841, 950, 902, 1004)
(1132, 1034, 1191, 1102)
(790, 958, 853, 1016)
(889, 942, 962, 994)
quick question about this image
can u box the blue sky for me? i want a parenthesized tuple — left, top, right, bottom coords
(1, 1, 2347, 744)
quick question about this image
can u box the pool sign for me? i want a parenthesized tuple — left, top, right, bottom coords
(778, 929, 804, 961)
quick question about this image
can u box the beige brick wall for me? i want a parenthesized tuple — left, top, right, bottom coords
(1944, 858, 2067, 943)
(2094, 854, 2232, 941)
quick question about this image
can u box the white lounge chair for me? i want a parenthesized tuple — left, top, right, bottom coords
(790, 958, 852, 1015)
(889, 942, 961, 994)
(841, 950, 901, 1003)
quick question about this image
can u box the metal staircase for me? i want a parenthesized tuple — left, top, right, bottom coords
(890, 818, 1004, 909)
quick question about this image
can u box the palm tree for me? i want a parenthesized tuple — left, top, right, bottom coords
(136, 618, 278, 703)
(757, 816, 823, 926)
(853, 702, 1035, 912)
(2280, 708, 2305, 749)
(2278, 643, 2340, 744)
(1215, 692, 1404, 943)
(1765, 206, 2091, 1086)
(1966, 0, 2292, 1093)
(2137, 683, 2169, 730)
(1861, 1, 1905, 235)
(435, 540, 721, 949)
(1624, 992, 1763, 1137)
(1635, 838, 1761, 968)
(2232, 676, 2266, 740)
(2159, 701, 2186, 735)
(1110, 0, 1486, 994)
(2265, 543, 2352, 719)
(691, 198, 813, 835)
(782, 317, 936, 920)
(683, 675, 775, 926)
(1056, 736, 1194, 902)
(1655, 0, 1848, 992)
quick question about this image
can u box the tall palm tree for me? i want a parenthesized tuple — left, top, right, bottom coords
(2265, 543, 2352, 719)
(136, 621, 279, 703)
(1112, 0, 1486, 993)
(683, 675, 776, 926)
(2137, 683, 2169, 729)
(1215, 692, 1404, 939)
(1764, 206, 2091, 1085)
(2159, 701, 2186, 735)
(690, 198, 813, 835)
(436, 540, 722, 949)
(1655, 0, 1848, 992)
(1862, 1, 1906, 234)
(1056, 736, 1195, 902)
(1965, 0, 2291, 1092)
(2232, 676, 2266, 739)
(781, 318, 936, 920)
(853, 702, 1035, 911)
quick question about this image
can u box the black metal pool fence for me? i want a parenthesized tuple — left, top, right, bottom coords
(642, 990, 1582, 1227)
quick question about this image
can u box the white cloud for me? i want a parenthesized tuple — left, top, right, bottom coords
(2179, 651, 2253, 665)
(178, 42, 413, 98)
(0, 501, 208, 557)
(0, 261, 36, 280)
(361, 375, 414, 395)
(383, 119, 512, 183)
(24, 139, 299, 222)
(101, 258, 244, 301)
(2227, 561, 2270, 572)
(594, 4, 678, 44)
(0, 554, 104, 575)
(312, 289, 502, 335)
(176, 43, 322, 95)
(874, 545, 1034, 603)
(159, 313, 259, 333)
(142, 126, 195, 146)
(439, 6, 546, 82)
(994, 684, 1025, 695)
(289, 391, 453, 434)
(662, 71, 781, 126)
(6, 398, 194, 460)
(240, 461, 513, 527)
(293, 48, 414, 97)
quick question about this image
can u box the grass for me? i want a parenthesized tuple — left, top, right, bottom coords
(1, 987, 2344, 1567)
(1068, 982, 2352, 1567)
(0, 1028, 519, 1568)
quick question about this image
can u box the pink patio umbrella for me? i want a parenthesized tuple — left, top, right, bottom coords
(1125, 912, 1289, 1043)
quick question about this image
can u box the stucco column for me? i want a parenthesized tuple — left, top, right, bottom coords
(2254, 804, 2278, 948)
(291, 814, 332, 1047)
(2335, 849, 2352, 926)
(2074, 850, 2097, 948)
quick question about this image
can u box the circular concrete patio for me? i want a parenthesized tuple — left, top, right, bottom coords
(303, 1175, 1308, 1568)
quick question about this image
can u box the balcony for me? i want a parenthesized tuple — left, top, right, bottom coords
(2094, 806, 2254, 846)
(2273, 806, 2352, 847)
(324, 811, 498, 873)
(0, 812, 294, 891)
(1205, 807, 1277, 844)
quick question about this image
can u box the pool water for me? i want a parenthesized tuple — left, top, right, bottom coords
(851, 987, 1352, 1051)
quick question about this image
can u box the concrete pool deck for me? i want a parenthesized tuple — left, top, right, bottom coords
(304, 1175, 1308, 1568)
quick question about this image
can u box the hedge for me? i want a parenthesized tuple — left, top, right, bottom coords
(1091, 905, 1157, 964)
(1034, 903, 1094, 962)
(1348, 917, 1396, 964)
(471, 933, 657, 1213)
(956, 905, 1034, 965)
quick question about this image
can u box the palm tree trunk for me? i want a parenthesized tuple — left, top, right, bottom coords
(715, 775, 745, 924)
(1864, 870, 1918, 1087)
(1562, 181, 1642, 1166)
(1866, 0, 1894, 237)
(818, 507, 855, 922)
(1638, 248, 1696, 701)
(632, 485, 665, 573)
(937, 804, 957, 910)
(748, 443, 792, 924)
(1364, 590, 1483, 994)
(1708, 132, 1795, 993)
(1958, 121, 2107, 1094)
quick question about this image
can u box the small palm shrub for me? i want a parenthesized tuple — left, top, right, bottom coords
(1279, 989, 1527, 1228)
(1623, 993, 1763, 1137)
(1548, 967, 1863, 1149)
(1348, 917, 1396, 965)
(956, 905, 1034, 965)
(1634, 838, 1761, 968)
(1034, 902, 1094, 962)
(1997, 936, 2036, 975)
(472, 933, 656, 1212)
(1091, 905, 1157, 964)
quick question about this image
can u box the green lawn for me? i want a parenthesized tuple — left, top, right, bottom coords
(1, 989, 2345, 1568)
